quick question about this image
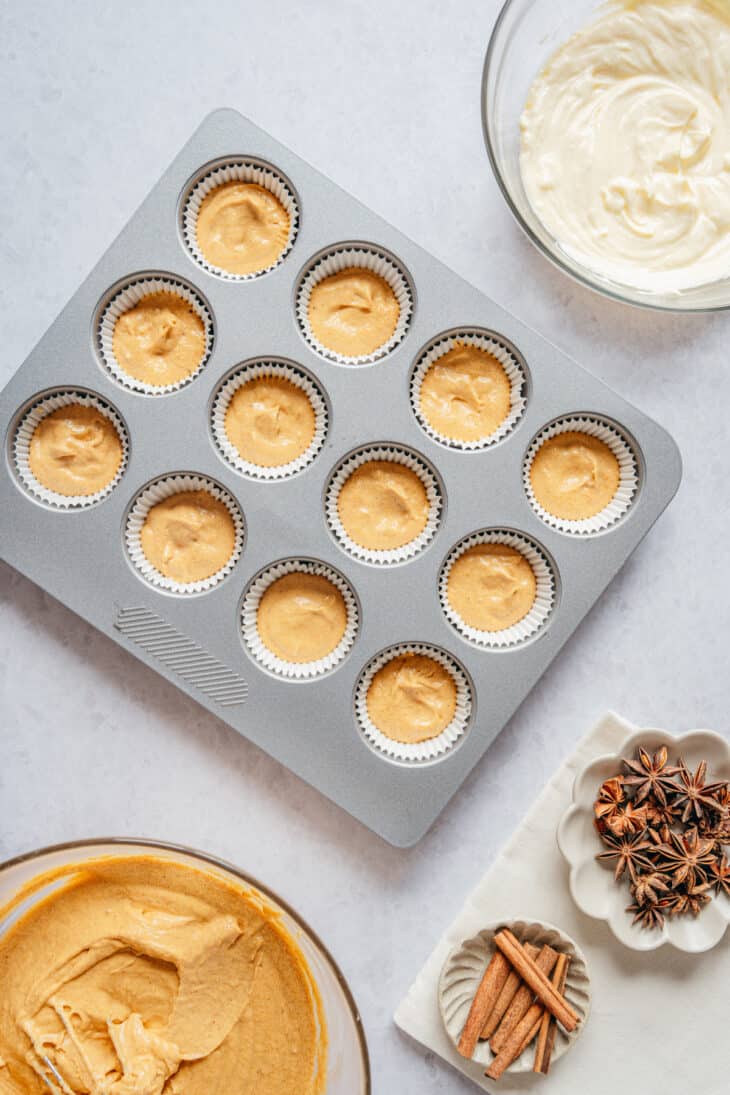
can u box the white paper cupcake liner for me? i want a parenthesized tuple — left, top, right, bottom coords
(210, 359, 328, 480)
(125, 474, 244, 595)
(296, 244, 414, 365)
(524, 416, 640, 535)
(439, 529, 556, 649)
(13, 389, 129, 510)
(241, 558, 359, 680)
(355, 643, 472, 763)
(97, 275, 214, 395)
(411, 330, 528, 450)
(181, 159, 300, 280)
(325, 444, 443, 565)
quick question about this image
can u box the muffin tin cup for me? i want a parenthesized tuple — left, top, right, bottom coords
(13, 390, 129, 510)
(125, 474, 245, 595)
(210, 359, 328, 480)
(325, 444, 443, 566)
(296, 245, 414, 365)
(440, 529, 556, 649)
(411, 330, 527, 450)
(241, 558, 359, 680)
(355, 642, 472, 763)
(181, 159, 300, 280)
(523, 415, 639, 535)
(97, 275, 214, 396)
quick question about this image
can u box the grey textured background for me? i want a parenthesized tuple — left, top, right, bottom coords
(1, 2, 728, 1091)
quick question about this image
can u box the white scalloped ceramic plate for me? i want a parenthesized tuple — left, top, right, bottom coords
(557, 728, 730, 953)
(438, 919, 591, 1075)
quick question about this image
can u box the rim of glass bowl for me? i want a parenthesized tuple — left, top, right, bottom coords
(481, 0, 730, 314)
(0, 836, 372, 1094)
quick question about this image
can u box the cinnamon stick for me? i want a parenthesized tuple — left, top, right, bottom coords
(457, 951, 511, 1058)
(486, 1002, 544, 1081)
(480, 943, 539, 1041)
(533, 953, 570, 1074)
(490, 944, 556, 1054)
(517, 1010, 544, 1057)
(493, 929, 579, 1032)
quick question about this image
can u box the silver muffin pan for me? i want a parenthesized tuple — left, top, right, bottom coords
(0, 109, 681, 845)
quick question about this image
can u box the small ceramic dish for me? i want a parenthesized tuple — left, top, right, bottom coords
(439, 919, 591, 1075)
(557, 728, 730, 953)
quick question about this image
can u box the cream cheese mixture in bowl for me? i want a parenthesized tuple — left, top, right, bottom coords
(0, 839, 370, 1095)
(483, 0, 730, 310)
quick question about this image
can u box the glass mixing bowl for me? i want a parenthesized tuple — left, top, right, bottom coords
(482, 0, 730, 312)
(0, 837, 371, 1095)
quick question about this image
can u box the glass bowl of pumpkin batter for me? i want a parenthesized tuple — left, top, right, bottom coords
(0, 838, 370, 1095)
(482, 0, 730, 311)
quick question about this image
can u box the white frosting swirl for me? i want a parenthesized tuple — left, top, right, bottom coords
(520, 0, 730, 292)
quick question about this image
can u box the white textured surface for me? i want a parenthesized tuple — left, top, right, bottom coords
(1, 2, 728, 1091)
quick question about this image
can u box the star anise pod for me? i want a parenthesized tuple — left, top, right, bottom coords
(689, 891, 712, 916)
(713, 783, 730, 809)
(692, 855, 730, 899)
(644, 796, 681, 832)
(664, 889, 711, 919)
(673, 759, 727, 823)
(656, 827, 717, 889)
(663, 892, 696, 918)
(715, 815, 730, 845)
(597, 775, 624, 803)
(622, 746, 682, 806)
(626, 899, 667, 930)
(631, 870, 671, 906)
(702, 790, 730, 841)
(606, 801, 650, 837)
(640, 805, 674, 845)
(663, 892, 685, 918)
(644, 826, 666, 851)
(596, 831, 654, 882)
(699, 811, 730, 846)
(594, 777, 625, 825)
